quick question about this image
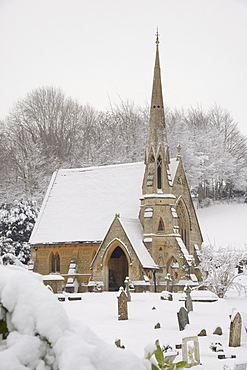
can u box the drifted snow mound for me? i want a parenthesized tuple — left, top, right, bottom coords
(0, 266, 147, 370)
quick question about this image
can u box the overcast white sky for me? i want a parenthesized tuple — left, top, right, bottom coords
(1, 0, 247, 138)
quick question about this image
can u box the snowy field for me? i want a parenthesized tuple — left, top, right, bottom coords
(60, 202, 247, 369)
(62, 290, 247, 370)
(197, 201, 246, 249)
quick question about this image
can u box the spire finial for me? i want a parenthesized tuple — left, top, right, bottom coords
(155, 27, 160, 44)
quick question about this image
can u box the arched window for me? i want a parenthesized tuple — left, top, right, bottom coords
(167, 256, 180, 282)
(158, 218, 165, 233)
(50, 252, 60, 273)
(157, 155, 162, 189)
(176, 199, 190, 248)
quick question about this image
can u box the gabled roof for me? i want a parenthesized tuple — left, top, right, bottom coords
(30, 160, 180, 245)
(30, 162, 145, 244)
(119, 217, 158, 269)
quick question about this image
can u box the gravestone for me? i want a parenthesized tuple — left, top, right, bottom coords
(177, 307, 189, 331)
(182, 336, 200, 368)
(124, 276, 131, 302)
(164, 273, 172, 292)
(115, 339, 125, 349)
(234, 364, 247, 370)
(229, 311, 242, 347)
(198, 329, 207, 336)
(117, 287, 128, 320)
(184, 285, 193, 312)
(213, 327, 222, 335)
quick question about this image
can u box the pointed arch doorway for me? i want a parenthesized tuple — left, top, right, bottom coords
(108, 246, 128, 291)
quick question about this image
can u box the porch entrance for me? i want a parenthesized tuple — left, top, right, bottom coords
(108, 246, 128, 291)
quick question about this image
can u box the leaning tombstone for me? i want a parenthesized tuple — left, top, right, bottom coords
(184, 285, 193, 312)
(229, 311, 242, 347)
(182, 336, 200, 368)
(124, 276, 131, 302)
(117, 287, 128, 320)
(177, 307, 189, 331)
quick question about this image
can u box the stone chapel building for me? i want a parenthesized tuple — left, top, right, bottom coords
(29, 35, 203, 293)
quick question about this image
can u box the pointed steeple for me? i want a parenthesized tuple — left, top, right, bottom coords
(142, 31, 170, 196)
(146, 30, 167, 163)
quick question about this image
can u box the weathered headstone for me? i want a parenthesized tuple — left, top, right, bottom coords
(177, 307, 189, 331)
(164, 273, 172, 292)
(198, 329, 207, 336)
(184, 285, 193, 312)
(115, 339, 125, 349)
(229, 311, 242, 347)
(182, 336, 200, 368)
(124, 276, 131, 302)
(117, 287, 128, 320)
(213, 327, 223, 335)
(154, 323, 161, 329)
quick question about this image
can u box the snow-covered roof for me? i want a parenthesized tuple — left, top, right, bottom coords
(169, 158, 179, 185)
(43, 274, 64, 281)
(119, 217, 158, 269)
(175, 237, 194, 266)
(30, 162, 145, 244)
(30, 160, 179, 245)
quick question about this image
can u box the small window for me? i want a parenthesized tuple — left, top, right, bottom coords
(144, 207, 153, 218)
(51, 252, 60, 273)
(158, 218, 164, 232)
(157, 155, 162, 189)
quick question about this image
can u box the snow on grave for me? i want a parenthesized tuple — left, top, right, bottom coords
(0, 265, 148, 370)
(43, 273, 64, 293)
(179, 289, 218, 302)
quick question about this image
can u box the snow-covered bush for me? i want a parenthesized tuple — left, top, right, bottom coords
(0, 265, 148, 370)
(0, 200, 38, 264)
(199, 245, 247, 298)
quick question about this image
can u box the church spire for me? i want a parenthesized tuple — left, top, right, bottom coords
(142, 32, 170, 196)
(145, 30, 167, 163)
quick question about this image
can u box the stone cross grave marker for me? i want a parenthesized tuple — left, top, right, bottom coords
(182, 336, 200, 368)
(184, 285, 193, 313)
(229, 311, 242, 347)
(177, 307, 189, 331)
(124, 276, 131, 302)
(164, 273, 172, 292)
(117, 287, 128, 320)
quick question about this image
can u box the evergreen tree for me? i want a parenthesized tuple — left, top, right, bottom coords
(0, 200, 38, 264)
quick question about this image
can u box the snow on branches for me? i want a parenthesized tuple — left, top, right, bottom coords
(199, 245, 247, 298)
(0, 200, 38, 265)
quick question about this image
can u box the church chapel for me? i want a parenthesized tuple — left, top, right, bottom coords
(29, 34, 203, 293)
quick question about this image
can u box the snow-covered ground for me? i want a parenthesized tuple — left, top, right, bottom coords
(197, 201, 246, 249)
(62, 290, 247, 370)
(62, 202, 247, 369)
(0, 202, 247, 369)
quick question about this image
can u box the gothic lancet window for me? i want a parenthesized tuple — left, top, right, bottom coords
(158, 218, 165, 232)
(176, 200, 190, 249)
(51, 252, 60, 273)
(157, 155, 162, 189)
